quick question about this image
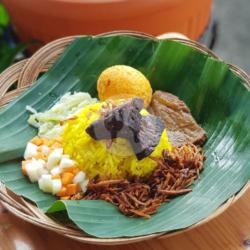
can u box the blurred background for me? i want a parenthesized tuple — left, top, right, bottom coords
(214, 0, 250, 75)
(0, 0, 249, 74)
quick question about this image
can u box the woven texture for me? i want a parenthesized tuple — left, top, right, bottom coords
(0, 31, 250, 245)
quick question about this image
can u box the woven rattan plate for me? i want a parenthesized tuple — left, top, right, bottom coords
(0, 31, 250, 245)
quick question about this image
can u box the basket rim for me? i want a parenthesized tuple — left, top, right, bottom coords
(0, 30, 250, 245)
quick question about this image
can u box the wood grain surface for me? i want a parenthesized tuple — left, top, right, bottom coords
(1, 187, 250, 250)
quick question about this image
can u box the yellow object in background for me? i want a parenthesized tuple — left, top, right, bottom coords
(97, 65, 153, 107)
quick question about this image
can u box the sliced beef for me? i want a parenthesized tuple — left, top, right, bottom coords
(130, 115, 165, 160)
(86, 98, 144, 140)
(86, 98, 164, 160)
(149, 91, 207, 147)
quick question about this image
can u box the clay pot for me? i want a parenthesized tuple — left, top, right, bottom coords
(3, 0, 212, 47)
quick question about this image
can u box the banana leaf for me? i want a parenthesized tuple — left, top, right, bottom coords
(0, 35, 250, 238)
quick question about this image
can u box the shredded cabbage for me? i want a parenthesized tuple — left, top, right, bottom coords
(27, 92, 97, 138)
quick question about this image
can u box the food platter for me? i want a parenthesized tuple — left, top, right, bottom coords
(0, 31, 250, 245)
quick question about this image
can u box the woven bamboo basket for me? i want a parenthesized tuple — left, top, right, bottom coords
(0, 31, 250, 246)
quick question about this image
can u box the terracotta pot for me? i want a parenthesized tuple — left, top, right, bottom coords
(3, 0, 212, 47)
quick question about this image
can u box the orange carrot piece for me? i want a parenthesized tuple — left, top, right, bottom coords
(61, 196, 70, 200)
(64, 167, 78, 174)
(31, 137, 43, 146)
(72, 168, 80, 175)
(66, 184, 79, 196)
(56, 187, 67, 197)
(21, 161, 27, 176)
(41, 138, 49, 146)
(63, 167, 74, 173)
(61, 172, 74, 185)
(36, 152, 46, 160)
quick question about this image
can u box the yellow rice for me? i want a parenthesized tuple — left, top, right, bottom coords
(62, 102, 172, 180)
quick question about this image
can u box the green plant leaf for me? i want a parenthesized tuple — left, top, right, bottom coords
(0, 3, 26, 73)
(0, 43, 27, 73)
(0, 35, 250, 238)
(0, 4, 9, 26)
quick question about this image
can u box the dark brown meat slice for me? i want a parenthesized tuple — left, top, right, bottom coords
(149, 91, 207, 147)
(86, 98, 143, 140)
(86, 98, 164, 160)
(130, 115, 165, 160)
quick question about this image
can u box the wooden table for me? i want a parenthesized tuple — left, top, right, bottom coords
(1, 188, 250, 250)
